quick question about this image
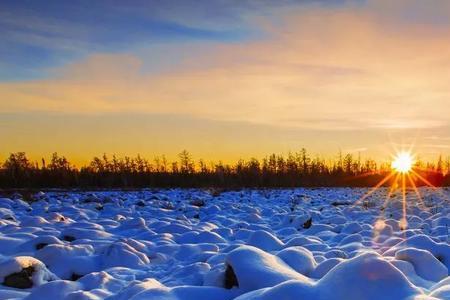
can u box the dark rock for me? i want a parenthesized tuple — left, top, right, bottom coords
(303, 217, 312, 229)
(161, 202, 174, 210)
(35, 243, 48, 250)
(209, 188, 224, 197)
(224, 264, 238, 289)
(63, 235, 76, 242)
(3, 266, 34, 289)
(190, 199, 205, 207)
(331, 201, 351, 206)
(70, 273, 83, 281)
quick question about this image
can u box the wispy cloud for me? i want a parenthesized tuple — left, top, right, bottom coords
(345, 147, 368, 153)
(420, 144, 450, 149)
(3, 3, 450, 131)
(0, 1, 258, 81)
(424, 136, 450, 141)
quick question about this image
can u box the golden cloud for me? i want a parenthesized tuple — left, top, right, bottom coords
(1, 2, 450, 131)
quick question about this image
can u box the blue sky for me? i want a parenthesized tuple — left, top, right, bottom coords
(0, 0, 268, 80)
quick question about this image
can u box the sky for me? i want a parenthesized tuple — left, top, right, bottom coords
(1, 0, 450, 166)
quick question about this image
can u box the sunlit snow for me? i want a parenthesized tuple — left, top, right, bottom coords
(0, 188, 449, 299)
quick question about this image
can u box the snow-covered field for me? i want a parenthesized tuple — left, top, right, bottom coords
(0, 188, 449, 300)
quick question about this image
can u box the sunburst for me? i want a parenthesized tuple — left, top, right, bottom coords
(391, 151, 413, 174)
(355, 148, 443, 232)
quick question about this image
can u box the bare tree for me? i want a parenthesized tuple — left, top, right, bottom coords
(178, 150, 194, 173)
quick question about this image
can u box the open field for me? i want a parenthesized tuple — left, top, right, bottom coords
(0, 188, 449, 300)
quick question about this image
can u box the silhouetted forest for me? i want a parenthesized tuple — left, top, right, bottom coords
(1, 150, 449, 189)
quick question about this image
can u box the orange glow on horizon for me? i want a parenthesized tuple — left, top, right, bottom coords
(357, 148, 445, 233)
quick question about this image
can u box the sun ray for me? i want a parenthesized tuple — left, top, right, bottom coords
(407, 173, 427, 211)
(413, 166, 443, 174)
(371, 174, 401, 249)
(411, 170, 450, 203)
(359, 146, 447, 242)
(381, 173, 400, 213)
(399, 173, 408, 231)
(408, 173, 428, 208)
(387, 134, 400, 157)
(352, 172, 395, 208)
(411, 170, 441, 192)
(411, 170, 438, 188)
(407, 133, 418, 154)
(376, 173, 400, 227)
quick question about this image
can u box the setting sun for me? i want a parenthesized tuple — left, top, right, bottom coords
(392, 152, 414, 173)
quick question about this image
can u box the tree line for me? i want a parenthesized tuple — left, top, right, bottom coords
(0, 150, 449, 188)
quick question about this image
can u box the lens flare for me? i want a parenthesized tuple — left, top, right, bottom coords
(392, 152, 413, 173)
(354, 146, 448, 243)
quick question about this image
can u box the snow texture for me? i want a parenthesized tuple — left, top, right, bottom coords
(0, 188, 449, 299)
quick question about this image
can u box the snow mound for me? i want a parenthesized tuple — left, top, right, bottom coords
(247, 230, 284, 251)
(395, 248, 448, 282)
(235, 253, 425, 300)
(384, 234, 450, 269)
(224, 245, 311, 292)
(0, 256, 58, 289)
(316, 252, 423, 299)
(276, 246, 317, 275)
